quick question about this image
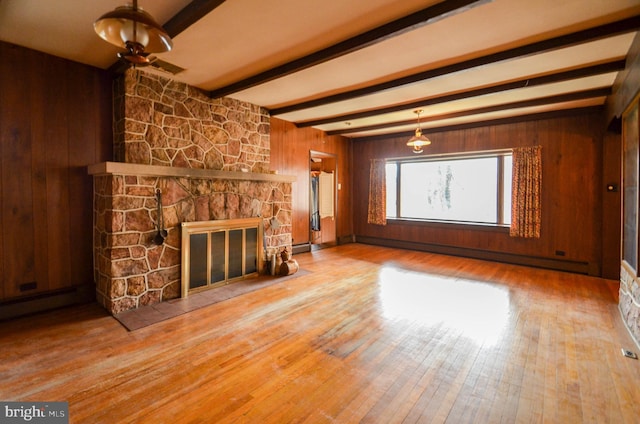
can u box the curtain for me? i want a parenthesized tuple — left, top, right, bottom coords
(510, 146, 542, 238)
(367, 159, 387, 226)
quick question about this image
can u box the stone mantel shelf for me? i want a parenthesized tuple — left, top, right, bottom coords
(88, 162, 296, 183)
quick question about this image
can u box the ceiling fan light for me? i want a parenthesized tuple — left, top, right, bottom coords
(119, 20, 150, 48)
(94, 3, 172, 54)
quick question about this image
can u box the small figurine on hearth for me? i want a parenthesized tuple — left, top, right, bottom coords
(279, 247, 299, 276)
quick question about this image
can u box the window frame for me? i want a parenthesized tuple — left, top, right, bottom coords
(386, 149, 512, 228)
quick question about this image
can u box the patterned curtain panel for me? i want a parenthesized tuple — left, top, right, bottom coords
(367, 159, 387, 225)
(510, 146, 542, 238)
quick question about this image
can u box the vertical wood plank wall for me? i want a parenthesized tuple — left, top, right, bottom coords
(601, 131, 622, 279)
(0, 42, 113, 302)
(270, 118, 352, 246)
(352, 111, 619, 277)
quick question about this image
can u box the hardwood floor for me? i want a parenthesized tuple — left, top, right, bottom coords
(1, 244, 639, 423)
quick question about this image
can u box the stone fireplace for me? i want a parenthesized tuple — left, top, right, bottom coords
(90, 69, 294, 315)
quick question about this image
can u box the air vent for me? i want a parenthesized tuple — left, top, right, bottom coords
(149, 58, 186, 75)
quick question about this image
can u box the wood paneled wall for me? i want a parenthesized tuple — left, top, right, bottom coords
(270, 118, 352, 246)
(601, 131, 622, 279)
(352, 111, 616, 276)
(0, 42, 113, 303)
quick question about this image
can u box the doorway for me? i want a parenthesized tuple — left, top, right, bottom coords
(310, 150, 337, 250)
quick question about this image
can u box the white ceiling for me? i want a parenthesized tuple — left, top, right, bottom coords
(1, 0, 639, 139)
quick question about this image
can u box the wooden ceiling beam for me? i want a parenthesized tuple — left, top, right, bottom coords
(163, 0, 227, 37)
(206, 0, 491, 98)
(326, 87, 611, 136)
(271, 16, 640, 116)
(352, 106, 603, 142)
(298, 60, 626, 128)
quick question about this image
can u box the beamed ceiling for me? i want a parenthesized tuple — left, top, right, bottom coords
(1, 0, 639, 139)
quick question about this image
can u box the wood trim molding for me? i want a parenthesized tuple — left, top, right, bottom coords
(88, 161, 296, 183)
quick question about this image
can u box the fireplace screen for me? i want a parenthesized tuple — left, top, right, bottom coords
(181, 218, 262, 297)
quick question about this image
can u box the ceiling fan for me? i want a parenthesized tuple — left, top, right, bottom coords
(93, 0, 172, 66)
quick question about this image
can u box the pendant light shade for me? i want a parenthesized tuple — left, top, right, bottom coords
(406, 109, 431, 154)
(94, 1, 172, 65)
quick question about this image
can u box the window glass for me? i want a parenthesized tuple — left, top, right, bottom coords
(386, 152, 511, 226)
(401, 158, 497, 222)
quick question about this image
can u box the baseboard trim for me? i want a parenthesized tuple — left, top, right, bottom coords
(338, 235, 356, 245)
(294, 236, 354, 254)
(292, 243, 311, 255)
(355, 235, 594, 275)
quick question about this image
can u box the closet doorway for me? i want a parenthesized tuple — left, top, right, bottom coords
(310, 150, 337, 250)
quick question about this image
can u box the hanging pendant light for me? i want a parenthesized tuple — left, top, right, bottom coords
(406, 109, 431, 154)
(94, 0, 172, 66)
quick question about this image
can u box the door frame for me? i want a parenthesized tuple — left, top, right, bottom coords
(309, 150, 338, 249)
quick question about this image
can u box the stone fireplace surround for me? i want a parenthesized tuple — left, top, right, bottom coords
(90, 69, 294, 315)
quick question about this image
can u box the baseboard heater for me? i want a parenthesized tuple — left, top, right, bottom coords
(355, 235, 595, 275)
(0, 285, 94, 321)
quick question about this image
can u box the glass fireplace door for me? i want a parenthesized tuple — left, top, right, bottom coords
(181, 218, 262, 297)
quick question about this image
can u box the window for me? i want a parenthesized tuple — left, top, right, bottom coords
(386, 151, 512, 226)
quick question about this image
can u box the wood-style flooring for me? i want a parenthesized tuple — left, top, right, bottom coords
(1, 244, 639, 423)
